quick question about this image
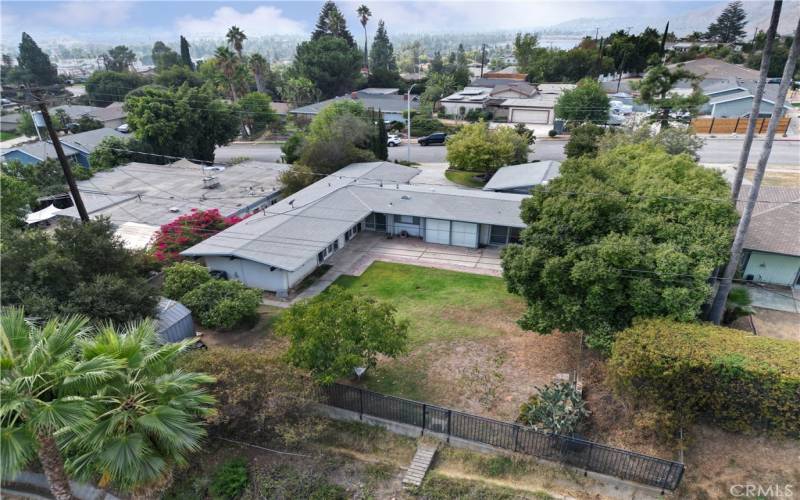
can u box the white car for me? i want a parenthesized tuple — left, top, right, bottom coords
(387, 134, 402, 147)
(115, 123, 130, 133)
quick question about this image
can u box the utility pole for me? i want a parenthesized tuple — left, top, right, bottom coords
(730, 0, 783, 202)
(708, 17, 800, 325)
(406, 83, 417, 163)
(37, 100, 90, 222)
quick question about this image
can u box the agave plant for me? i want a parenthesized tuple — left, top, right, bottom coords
(1, 309, 122, 500)
(63, 321, 216, 498)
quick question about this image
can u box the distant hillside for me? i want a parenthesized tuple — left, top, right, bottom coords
(550, 1, 800, 37)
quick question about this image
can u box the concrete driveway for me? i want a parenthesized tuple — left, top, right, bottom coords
(327, 231, 504, 277)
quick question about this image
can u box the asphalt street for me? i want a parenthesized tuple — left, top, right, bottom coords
(216, 137, 800, 167)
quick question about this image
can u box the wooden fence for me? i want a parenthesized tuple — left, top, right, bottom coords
(691, 116, 791, 135)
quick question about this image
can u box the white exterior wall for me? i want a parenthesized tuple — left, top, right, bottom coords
(743, 252, 800, 286)
(441, 101, 484, 116)
(205, 256, 290, 294)
(287, 257, 321, 289)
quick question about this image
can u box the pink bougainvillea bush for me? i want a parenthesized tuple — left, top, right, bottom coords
(152, 208, 247, 263)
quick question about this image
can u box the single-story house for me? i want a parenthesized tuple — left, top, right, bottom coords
(500, 95, 559, 125)
(1, 128, 126, 168)
(483, 161, 561, 194)
(290, 89, 418, 123)
(87, 102, 127, 128)
(440, 87, 494, 116)
(182, 162, 527, 296)
(738, 186, 800, 287)
(25, 159, 287, 248)
(442, 81, 573, 124)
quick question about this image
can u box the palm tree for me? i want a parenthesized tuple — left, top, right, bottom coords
(249, 53, 269, 94)
(215, 46, 240, 101)
(1, 309, 122, 500)
(62, 321, 215, 498)
(226, 26, 247, 57)
(357, 5, 372, 72)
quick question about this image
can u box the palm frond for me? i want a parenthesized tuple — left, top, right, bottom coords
(1, 425, 36, 479)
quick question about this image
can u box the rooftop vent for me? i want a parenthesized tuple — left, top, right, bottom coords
(401, 195, 411, 200)
(202, 176, 220, 189)
(169, 207, 180, 213)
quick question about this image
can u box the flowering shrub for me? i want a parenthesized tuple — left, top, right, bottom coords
(152, 208, 246, 263)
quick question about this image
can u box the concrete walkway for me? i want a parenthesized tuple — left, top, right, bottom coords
(261, 232, 504, 308)
(745, 285, 800, 314)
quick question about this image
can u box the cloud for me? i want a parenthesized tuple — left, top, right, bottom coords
(175, 6, 305, 37)
(35, 1, 135, 28)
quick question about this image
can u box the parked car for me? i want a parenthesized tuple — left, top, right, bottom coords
(115, 123, 130, 133)
(418, 132, 447, 146)
(387, 134, 402, 147)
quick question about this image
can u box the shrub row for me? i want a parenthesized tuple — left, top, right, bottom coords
(609, 318, 800, 435)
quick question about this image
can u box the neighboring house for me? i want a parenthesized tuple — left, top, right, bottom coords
(499, 95, 559, 124)
(1, 113, 21, 132)
(1, 128, 126, 168)
(182, 161, 527, 296)
(738, 186, 800, 287)
(290, 89, 419, 123)
(87, 102, 127, 128)
(440, 87, 494, 116)
(482, 161, 561, 194)
(25, 159, 287, 248)
(441, 81, 572, 125)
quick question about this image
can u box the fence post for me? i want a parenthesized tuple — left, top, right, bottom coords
(709, 117, 715, 134)
(447, 410, 451, 443)
(421, 404, 426, 436)
(583, 442, 594, 477)
(359, 387, 363, 421)
(513, 425, 519, 453)
(734, 117, 740, 133)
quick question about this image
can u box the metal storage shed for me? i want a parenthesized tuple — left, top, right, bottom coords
(155, 298, 195, 343)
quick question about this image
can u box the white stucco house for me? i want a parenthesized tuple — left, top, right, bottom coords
(182, 162, 527, 296)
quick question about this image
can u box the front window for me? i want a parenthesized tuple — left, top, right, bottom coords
(490, 225, 509, 245)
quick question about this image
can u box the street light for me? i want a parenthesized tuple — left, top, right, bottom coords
(406, 83, 416, 163)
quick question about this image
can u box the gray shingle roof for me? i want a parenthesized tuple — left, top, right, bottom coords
(182, 162, 527, 271)
(4, 141, 82, 161)
(483, 161, 561, 192)
(60, 128, 127, 153)
(738, 186, 800, 257)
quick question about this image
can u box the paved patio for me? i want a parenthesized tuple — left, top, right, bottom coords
(326, 231, 504, 277)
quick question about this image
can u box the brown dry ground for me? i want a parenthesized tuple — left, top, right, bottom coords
(750, 307, 800, 341)
(745, 169, 800, 187)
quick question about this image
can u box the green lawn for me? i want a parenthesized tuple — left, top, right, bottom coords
(444, 169, 487, 188)
(332, 262, 525, 400)
(0, 130, 20, 141)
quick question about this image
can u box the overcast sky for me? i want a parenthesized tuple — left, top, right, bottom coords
(1, 0, 717, 46)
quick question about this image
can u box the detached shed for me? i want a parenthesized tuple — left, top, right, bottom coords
(155, 298, 195, 343)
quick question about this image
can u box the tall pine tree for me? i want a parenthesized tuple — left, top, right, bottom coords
(376, 111, 388, 160)
(312, 1, 356, 48)
(707, 1, 748, 43)
(180, 36, 194, 70)
(17, 32, 58, 85)
(368, 20, 400, 87)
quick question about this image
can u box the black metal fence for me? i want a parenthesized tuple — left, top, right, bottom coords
(321, 383, 684, 491)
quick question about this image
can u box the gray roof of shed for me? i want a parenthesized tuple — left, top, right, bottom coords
(483, 161, 561, 192)
(156, 297, 192, 332)
(182, 162, 527, 271)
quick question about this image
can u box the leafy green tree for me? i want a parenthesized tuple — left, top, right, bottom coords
(180, 35, 194, 70)
(599, 125, 705, 161)
(1, 218, 160, 322)
(181, 279, 262, 330)
(564, 123, 606, 158)
(501, 143, 738, 352)
(445, 121, 529, 173)
(276, 286, 409, 384)
(707, 1, 748, 43)
(163, 261, 212, 300)
(125, 84, 239, 162)
(357, 5, 372, 70)
(280, 76, 320, 107)
(375, 112, 389, 160)
(16, 32, 58, 84)
(0, 174, 37, 233)
(281, 133, 306, 164)
(294, 36, 362, 99)
(0, 310, 121, 500)
(3, 158, 69, 196)
(312, 1, 356, 48)
(85, 70, 147, 106)
(632, 64, 708, 127)
(278, 164, 316, 195)
(554, 78, 610, 124)
(513, 33, 539, 73)
(421, 72, 456, 106)
(102, 45, 137, 72)
(237, 92, 277, 138)
(429, 50, 444, 73)
(215, 46, 241, 101)
(151, 41, 179, 71)
(368, 20, 400, 88)
(153, 65, 204, 88)
(226, 26, 247, 57)
(72, 115, 103, 133)
(62, 320, 215, 496)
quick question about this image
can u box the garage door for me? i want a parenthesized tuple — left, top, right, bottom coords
(450, 221, 478, 248)
(511, 109, 549, 124)
(425, 218, 450, 245)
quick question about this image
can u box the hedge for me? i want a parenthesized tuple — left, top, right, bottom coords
(609, 318, 800, 435)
